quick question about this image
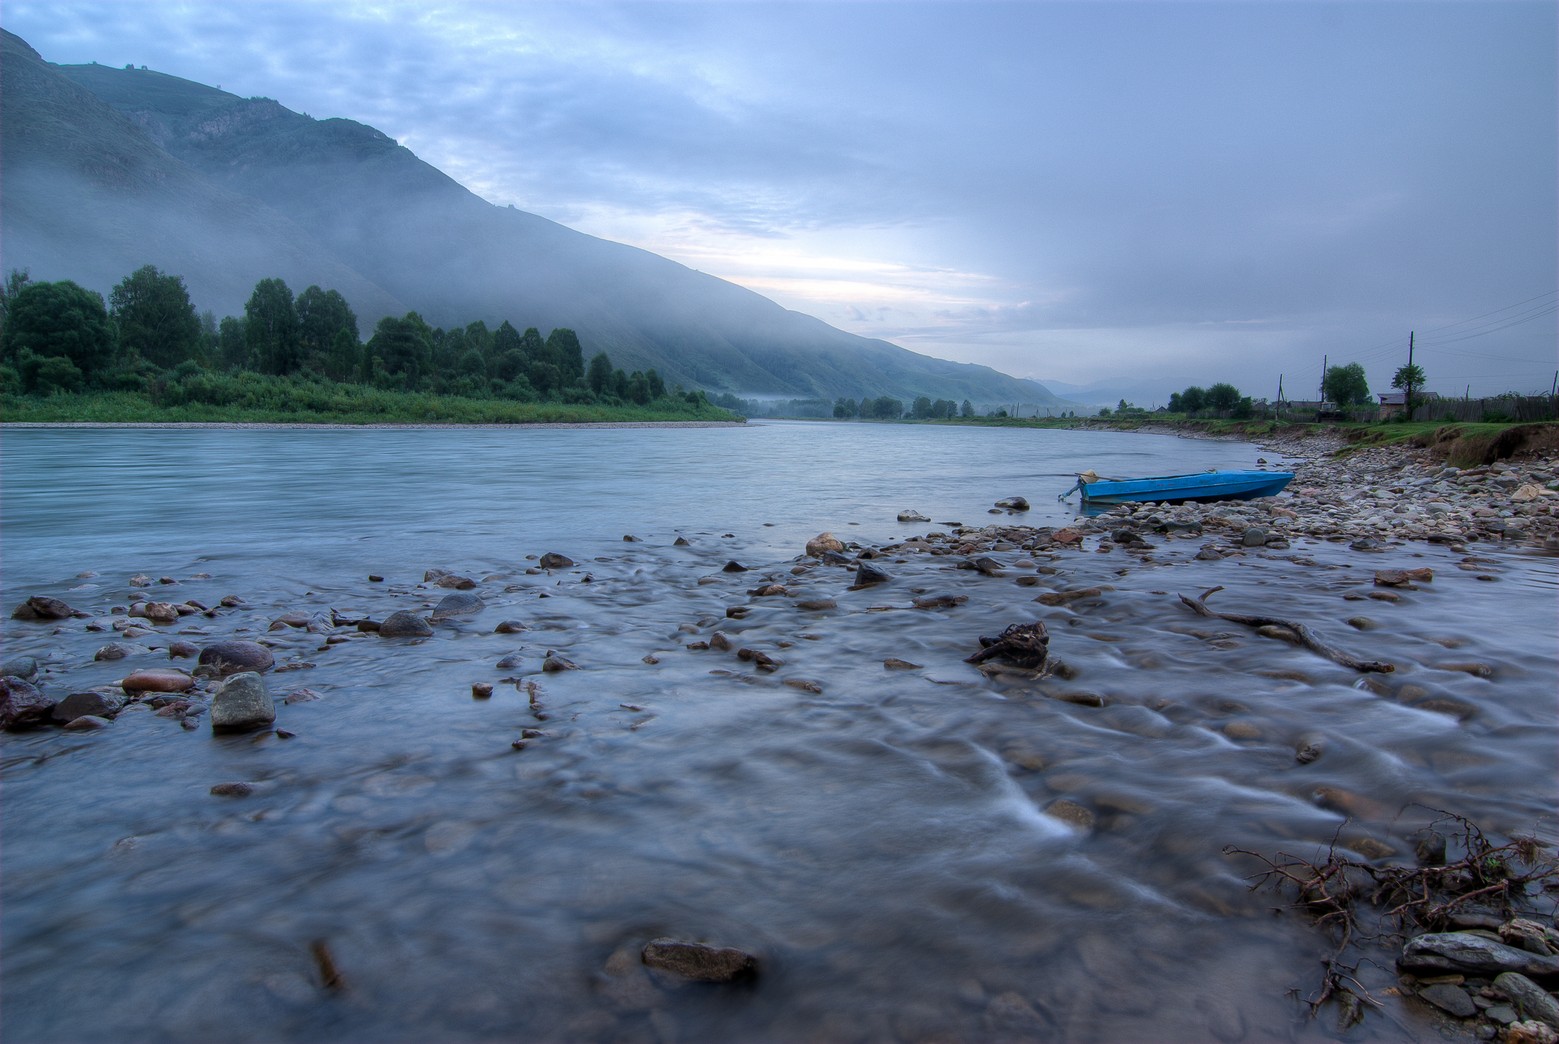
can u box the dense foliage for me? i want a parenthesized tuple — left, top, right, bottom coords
(1322, 362, 1371, 406)
(1166, 381, 1253, 419)
(1, 266, 729, 421)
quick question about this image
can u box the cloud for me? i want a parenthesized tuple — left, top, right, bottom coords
(5, 0, 1554, 399)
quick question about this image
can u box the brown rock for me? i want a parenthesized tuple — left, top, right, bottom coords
(121, 668, 196, 693)
(805, 532, 844, 557)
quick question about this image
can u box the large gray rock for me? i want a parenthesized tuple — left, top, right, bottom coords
(641, 938, 758, 982)
(0, 676, 56, 730)
(430, 592, 485, 621)
(52, 690, 127, 723)
(198, 640, 275, 677)
(1400, 933, 1559, 979)
(378, 610, 433, 638)
(210, 672, 276, 733)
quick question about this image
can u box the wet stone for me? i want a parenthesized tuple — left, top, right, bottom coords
(198, 640, 276, 676)
(378, 611, 434, 638)
(210, 672, 276, 733)
(62, 714, 112, 731)
(538, 552, 574, 570)
(121, 668, 195, 693)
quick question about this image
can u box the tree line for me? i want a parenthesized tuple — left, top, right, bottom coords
(0, 265, 700, 410)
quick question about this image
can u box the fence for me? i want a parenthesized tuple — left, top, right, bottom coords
(1423, 395, 1558, 423)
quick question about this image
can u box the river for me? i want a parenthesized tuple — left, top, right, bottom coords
(2, 422, 1555, 1042)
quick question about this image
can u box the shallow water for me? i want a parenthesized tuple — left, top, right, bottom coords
(2, 423, 1555, 1042)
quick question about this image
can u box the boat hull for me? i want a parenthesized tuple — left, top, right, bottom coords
(1079, 470, 1293, 506)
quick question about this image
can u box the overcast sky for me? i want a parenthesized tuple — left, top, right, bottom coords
(6, 1, 1555, 402)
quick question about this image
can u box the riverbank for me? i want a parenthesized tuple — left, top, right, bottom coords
(1, 420, 746, 430)
(1102, 422, 1559, 551)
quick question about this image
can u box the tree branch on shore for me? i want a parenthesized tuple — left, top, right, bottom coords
(1178, 586, 1394, 673)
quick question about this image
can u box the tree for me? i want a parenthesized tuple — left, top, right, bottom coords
(1180, 386, 1206, 415)
(910, 395, 934, 419)
(0, 268, 33, 344)
(1168, 392, 1183, 413)
(244, 278, 301, 375)
(366, 313, 433, 389)
(833, 396, 857, 419)
(545, 328, 584, 385)
(296, 286, 359, 375)
(645, 369, 665, 400)
(3, 280, 116, 380)
(1392, 363, 1427, 421)
(960, 399, 974, 418)
(1205, 382, 1241, 413)
(1323, 362, 1371, 406)
(110, 265, 201, 369)
(586, 351, 614, 395)
(870, 395, 903, 419)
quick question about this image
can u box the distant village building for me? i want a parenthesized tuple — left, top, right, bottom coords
(1377, 390, 1439, 420)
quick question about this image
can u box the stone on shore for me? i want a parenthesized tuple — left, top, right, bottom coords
(1399, 932, 1559, 978)
(210, 672, 276, 733)
(198, 640, 276, 677)
(995, 496, 1030, 511)
(0, 676, 56, 730)
(538, 552, 574, 570)
(641, 938, 758, 982)
(378, 611, 434, 638)
(897, 510, 930, 523)
(1494, 973, 1559, 1030)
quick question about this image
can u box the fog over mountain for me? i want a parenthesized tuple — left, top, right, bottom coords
(0, 30, 1073, 409)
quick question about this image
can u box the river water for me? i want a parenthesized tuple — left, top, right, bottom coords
(2, 422, 1555, 1043)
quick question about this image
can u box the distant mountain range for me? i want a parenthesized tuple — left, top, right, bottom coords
(1, 30, 1073, 408)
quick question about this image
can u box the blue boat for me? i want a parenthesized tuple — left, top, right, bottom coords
(1060, 469, 1294, 507)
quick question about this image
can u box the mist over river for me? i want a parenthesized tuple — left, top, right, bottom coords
(2, 422, 1555, 1043)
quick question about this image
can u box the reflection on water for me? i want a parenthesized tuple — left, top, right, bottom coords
(2, 424, 1555, 1042)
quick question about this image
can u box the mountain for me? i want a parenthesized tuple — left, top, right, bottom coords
(1, 30, 1069, 407)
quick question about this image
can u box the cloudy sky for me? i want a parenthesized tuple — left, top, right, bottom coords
(6, 1, 1555, 402)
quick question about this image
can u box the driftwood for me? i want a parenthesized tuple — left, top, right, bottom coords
(1178, 586, 1393, 673)
(966, 621, 1049, 669)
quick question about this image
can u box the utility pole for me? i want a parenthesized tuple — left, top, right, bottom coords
(1405, 331, 1416, 421)
(1320, 355, 1327, 401)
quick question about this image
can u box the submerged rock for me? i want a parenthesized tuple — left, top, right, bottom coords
(538, 552, 575, 570)
(52, 690, 127, 722)
(431, 592, 485, 620)
(852, 562, 891, 588)
(641, 938, 758, 982)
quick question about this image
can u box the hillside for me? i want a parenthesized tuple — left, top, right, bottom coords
(1, 30, 1070, 407)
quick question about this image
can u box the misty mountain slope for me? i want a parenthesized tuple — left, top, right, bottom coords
(0, 31, 409, 325)
(8, 30, 1065, 404)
